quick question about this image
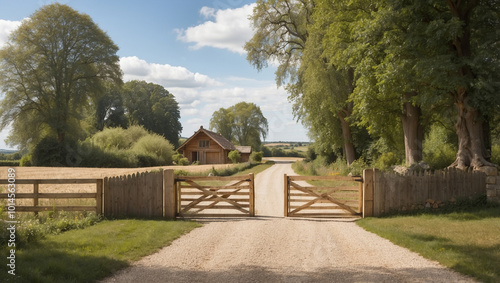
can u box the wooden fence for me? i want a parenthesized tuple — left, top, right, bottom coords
(363, 168, 487, 217)
(285, 175, 362, 218)
(0, 179, 102, 214)
(103, 170, 164, 218)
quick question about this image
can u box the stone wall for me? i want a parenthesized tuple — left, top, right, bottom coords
(478, 166, 500, 203)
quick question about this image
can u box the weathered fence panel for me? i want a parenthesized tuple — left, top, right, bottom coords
(363, 168, 487, 217)
(103, 170, 163, 218)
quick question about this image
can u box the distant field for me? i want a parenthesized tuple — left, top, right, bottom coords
(264, 143, 308, 152)
(0, 164, 234, 180)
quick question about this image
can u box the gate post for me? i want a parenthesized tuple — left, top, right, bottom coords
(249, 173, 255, 216)
(363, 169, 374, 218)
(284, 174, 289, 217)
(163, 169, 176, 219)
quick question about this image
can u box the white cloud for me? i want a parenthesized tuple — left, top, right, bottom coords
(120, 56, 222, 88)
(176, 4, 255, 55)
(0, 19, 22, 47)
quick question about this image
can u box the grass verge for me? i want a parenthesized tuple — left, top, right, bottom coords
(357, 206, 500, 283)
(1, 219, 200, 283)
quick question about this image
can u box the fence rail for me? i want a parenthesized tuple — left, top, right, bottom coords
(0, 179, 102, 214)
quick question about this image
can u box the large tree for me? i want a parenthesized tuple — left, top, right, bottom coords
(245, 0, 359, 165)
(122, 80, 182, 147)
(210, 102, 268, 150)
(0, 3, 122, 150)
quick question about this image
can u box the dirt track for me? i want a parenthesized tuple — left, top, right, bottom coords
(101, 160, 476, 283)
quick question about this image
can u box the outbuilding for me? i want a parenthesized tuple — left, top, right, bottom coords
(177, 126, 252, 164)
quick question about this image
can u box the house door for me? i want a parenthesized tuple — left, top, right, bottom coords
(191, 151, 198, 163)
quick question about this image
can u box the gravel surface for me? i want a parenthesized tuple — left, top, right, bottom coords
(101, 160, 476, 283)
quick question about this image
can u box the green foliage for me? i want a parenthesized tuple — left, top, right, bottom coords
(0, 3, 122, 151)
(0, 160, 19, 166)
(172, 152, 187, 165)
(372, 152, 401, 171)
(228, 150, 241, 164)
(492, 144, 500, 166)
(423, 125, 458, 169)
(31, 137, 69, 166)
(20, 154, 32, 166)
(76, 126, 174, 168)
(0, 211, 102, 249)
(123, 81, 182, 147)
(131, 134, 174, 166)
(210, 102, 268, 150)
(250, 151, 263, 163)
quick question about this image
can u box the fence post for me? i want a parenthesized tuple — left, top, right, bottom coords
(363, 169, 374, 218)
(96, 179, 103, 215)
(33, 181, 39, 216)
(249, 173, 255, 216)
(284, 174, 289, 217)
(163, 169, 176, 219)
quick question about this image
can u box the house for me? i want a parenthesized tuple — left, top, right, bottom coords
(177, 126, 252, 164)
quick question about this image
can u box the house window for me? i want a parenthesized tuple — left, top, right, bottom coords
(199, 140, 210, 148)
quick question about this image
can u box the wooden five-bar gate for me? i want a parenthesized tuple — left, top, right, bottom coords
(284, 174, 363, 218)
(175, 173, 255, 217)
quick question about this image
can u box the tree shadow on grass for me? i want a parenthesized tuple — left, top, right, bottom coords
(0, 241, 128, 283)
(99, 264, 476, 283)
(404, 233, 499, 283)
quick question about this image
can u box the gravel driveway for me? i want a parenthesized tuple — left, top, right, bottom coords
(101, 160, 476, 283)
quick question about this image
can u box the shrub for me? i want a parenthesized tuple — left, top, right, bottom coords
(228, 150, 241, 164)
(250, 151, 263, 162)
(423, 124, 457, 169)
(372, 152, 400, 170)
(20, 154, 32, 166)
(492, 144, 500, 166)
(131, 134, 174, 165)
(31, 136, 68, 166)
(178, 157, 189, 166)
(91, 127, 129, 149)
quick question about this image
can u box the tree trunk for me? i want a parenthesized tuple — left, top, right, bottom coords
(450, 87, 494, 169)
(338, 109, 356, 166)
(400, 92, 423, 166)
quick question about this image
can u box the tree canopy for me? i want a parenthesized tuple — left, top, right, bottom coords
(0, 3, 122, 151)
(247, 0, 500, 169)
(210, 102, 268, 150)
(122, 80, 182, 147)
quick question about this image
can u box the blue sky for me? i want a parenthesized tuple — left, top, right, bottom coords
(0, 0, 309, 150)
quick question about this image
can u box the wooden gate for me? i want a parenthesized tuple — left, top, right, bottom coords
(175, 174, 254, 217)
(285, 175, 363, 218)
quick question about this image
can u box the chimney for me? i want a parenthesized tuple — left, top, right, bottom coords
(200, 125, 204, 129)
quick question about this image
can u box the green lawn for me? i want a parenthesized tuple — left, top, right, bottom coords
(1, 219, 200, 283)
(357, 206, 500, 283)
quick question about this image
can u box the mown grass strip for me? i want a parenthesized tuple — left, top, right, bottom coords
(0, 219, 201, 283)
(357, 206, 500, 283)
